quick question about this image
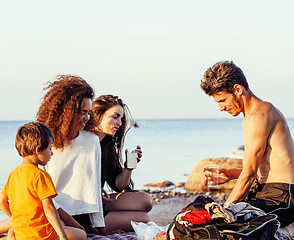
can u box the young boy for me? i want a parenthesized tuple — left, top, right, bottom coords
(0, 122, 87, 240)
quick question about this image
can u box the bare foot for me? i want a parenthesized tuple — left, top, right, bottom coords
(5, 228, 15, 240)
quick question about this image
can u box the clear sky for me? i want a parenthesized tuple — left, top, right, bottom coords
(0, 0, 293, 120)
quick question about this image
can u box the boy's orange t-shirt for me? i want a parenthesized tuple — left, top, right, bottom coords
(1, 164, 58, 240)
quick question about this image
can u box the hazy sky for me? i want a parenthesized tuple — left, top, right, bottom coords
(1, 0, 293, 120)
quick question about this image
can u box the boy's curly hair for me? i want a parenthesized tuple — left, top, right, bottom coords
(36, 75, 94, 149)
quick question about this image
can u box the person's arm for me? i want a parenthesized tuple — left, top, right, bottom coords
(0, 194, 11, 217)
(204, 167, 242, 186)
(115, 168, 133, 191)
(226, 113, 270, 203)
(115, 146, 142, 191)
(57, 207, 85, 231)
(42, 197, 68, 240)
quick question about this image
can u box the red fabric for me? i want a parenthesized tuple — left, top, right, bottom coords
(181, 210, 213, 225)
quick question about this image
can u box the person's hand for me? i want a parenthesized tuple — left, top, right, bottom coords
(132, 145, 142, 164)
(101, 188, 112, 204)
(203, 167, 231, 186)
(124, 145, 142, 170)
(91, 227, 106, 236)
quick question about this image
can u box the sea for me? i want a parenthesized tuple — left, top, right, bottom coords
(1, 119, 294, 221)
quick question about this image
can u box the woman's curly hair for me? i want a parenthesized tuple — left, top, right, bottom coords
(85, 95, 134, 191)
(36, 75, 94, 150)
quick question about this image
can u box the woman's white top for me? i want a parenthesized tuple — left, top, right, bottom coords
(44, 130, 104, 226)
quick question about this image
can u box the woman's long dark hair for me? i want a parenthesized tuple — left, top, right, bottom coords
(85, 95, 134, 191)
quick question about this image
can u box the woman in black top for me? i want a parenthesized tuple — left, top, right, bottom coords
(85, 95, 153, 234)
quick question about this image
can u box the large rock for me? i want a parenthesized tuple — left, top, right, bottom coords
(185, 158, 242, 192)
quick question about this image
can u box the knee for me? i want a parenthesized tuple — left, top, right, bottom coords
(138, 192, 153, 212)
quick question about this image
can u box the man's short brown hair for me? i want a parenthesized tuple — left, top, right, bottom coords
(15, 122, 54, 157)
(201, 61, 249, 96)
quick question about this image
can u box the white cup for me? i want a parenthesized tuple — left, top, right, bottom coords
(204, 165, 219, 188)
(127, 152, 137, 169)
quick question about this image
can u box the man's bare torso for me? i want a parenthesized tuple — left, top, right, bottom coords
(243, 100, 294, 184)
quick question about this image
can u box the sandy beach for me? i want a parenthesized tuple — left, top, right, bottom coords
(145, 189, 228, 226)
(149, 196, 195, 226)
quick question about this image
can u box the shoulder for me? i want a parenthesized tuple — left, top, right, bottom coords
(245, 101, 275, 123)
(30, 165, 51, 178)
(68, 130, 99, 146)
(4, 166, 20, 182)
(243, 101, 281, 138)
(80, 130, 99, 140)
(17, 164, 40, 174)
(249, 101, 283, 124)
(76, 131, 100, 149)
(16, 165, 52, 182)
(35, 167, 54, 184)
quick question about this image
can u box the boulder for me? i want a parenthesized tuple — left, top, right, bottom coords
(185, 158, 242, 192)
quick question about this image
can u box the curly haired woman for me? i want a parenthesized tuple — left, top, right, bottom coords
(36, 75, 105, 235)
(85, 95, 153, 234)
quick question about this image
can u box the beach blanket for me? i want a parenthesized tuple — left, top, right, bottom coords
(87, 232, 138, 240)
(0, 232, 138, 240)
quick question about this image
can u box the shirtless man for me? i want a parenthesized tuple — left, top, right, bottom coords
(200, 61, 294, 227)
